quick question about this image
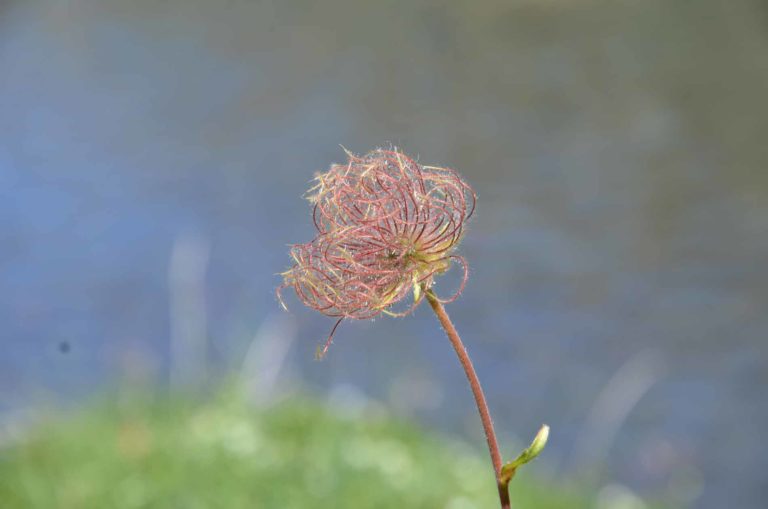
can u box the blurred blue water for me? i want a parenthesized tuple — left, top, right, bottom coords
(1, 2, 767, 507)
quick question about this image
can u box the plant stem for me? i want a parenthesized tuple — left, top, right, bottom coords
(424, 289, 511, 509)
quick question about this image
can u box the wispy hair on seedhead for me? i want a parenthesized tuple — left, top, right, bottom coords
(278, 147, 476, 356)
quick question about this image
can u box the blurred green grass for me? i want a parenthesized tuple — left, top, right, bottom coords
(0, 394, 592, 509)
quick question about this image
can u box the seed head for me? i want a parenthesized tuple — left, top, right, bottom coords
(278, 148, 475, 355)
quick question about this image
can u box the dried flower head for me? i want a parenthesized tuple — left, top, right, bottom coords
(278, 148, 475, 355)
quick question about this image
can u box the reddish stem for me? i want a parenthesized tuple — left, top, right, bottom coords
(425, 289, 510, 509)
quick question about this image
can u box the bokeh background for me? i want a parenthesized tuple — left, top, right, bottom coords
(1, 1, 767, 508)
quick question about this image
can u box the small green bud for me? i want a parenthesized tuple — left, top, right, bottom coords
(500, 424, 549, 483)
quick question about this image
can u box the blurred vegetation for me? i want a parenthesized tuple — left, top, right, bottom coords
(0, 393, 599, 509)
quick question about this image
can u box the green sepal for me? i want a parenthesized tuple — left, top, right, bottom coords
(413, 276, 422, 303)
